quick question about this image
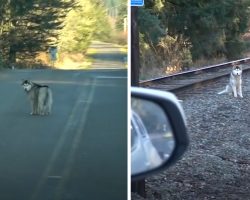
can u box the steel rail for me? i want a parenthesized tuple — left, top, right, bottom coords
(140, 57, 250, 86)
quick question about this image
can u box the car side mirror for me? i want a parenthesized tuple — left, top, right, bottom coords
(131, 87, 189, 181)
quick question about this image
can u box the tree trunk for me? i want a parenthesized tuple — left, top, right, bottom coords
(8, 45, 16, 66)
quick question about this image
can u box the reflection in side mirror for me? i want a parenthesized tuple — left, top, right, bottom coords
(131, 98, 175, 176)
(131, 87, 188, 181)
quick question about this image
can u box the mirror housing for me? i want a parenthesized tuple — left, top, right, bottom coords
(131, 87, 189, 181)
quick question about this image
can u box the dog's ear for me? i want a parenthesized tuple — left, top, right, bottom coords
(21, 79, 31, 85)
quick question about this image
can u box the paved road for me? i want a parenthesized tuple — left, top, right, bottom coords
(0, 69, 127, 200)
(87, 41, 127, 69)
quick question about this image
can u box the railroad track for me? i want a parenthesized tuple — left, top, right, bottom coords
(140, 57, 250, 92)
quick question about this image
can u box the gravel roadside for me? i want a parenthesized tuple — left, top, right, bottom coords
(132, 71, 250, 200)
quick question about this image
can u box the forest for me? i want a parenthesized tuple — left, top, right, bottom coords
(0, 0, 127, 68)
(138, 0, 250, 79)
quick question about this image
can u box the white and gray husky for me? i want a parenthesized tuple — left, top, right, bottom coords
(218, 65, 243, 98)
(21, 80, 53, 115)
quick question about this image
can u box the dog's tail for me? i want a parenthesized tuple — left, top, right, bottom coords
(218, 90, 226, 95)
(218, 85, 229, 95)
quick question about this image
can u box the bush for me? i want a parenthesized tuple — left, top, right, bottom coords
(157, 35, 193, 72)
(139, 34, 193, 79)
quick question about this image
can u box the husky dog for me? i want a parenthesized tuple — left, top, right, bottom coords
(218, 65, 243, 98)
(21, 80, 53, 115)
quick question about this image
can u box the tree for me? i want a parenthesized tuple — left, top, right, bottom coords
(115, 2, 127, 32)
(137, 1, 193, 76)
(138, 0, 165, 46)
(0, 0, 75, 66)
(136, 0, 250, 80)
(165, 0, 250, 60)
(58, 0, 111, 53)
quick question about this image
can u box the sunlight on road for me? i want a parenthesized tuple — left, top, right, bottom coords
(53, 41, 127, 70)
(54, 57, 92, 70)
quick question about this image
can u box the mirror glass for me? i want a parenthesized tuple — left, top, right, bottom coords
(131, 97, 176, 175)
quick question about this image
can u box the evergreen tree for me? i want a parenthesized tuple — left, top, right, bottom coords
(0, 0, 75, 65)
(165, 0, 250, 60)
(115, 2, 127, 32)
(58, 0, 111, 53)
(139, 0, 250, 61)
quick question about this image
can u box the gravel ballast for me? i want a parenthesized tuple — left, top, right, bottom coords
(132, 71, 250, 200)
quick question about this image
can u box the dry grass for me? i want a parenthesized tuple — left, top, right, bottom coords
(35, 52, 91, 69)
(140, 56, 234, 81)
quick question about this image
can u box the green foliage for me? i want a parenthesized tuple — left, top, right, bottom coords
(157, 35, 192, 69)
(103, 0, 123, 8)
(0, 0, 75, 65)
(0, 0, 113, 65)
(0, 53, 4, 68)
(138, 1, 192, 72)
(139, 0, 250, 73)
(138, 6, 165, 45)
(165, 0, 250, 60)
(115, 3, 127, 32)
(58, 0, 112, 53)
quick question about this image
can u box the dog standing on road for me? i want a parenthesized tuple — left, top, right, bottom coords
(218, 65, 243, 98)
(21, 80, 53, 115)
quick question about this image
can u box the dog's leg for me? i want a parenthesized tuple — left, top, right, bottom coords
(47, 89, 53, 115)
(32, 94, 39, 115)
(30, 105, 34, 115)
(43, 103, 50, 115)
(38, 99, 45, 115)
(31, 102, 36, 115)
(232, 85, 237, 97)
(43, 99, 48, 115)
(44, 95, 49, 115)
(35, 103, 39, 115)
(238, 85, 243, 98)
(48, 104, 52, 115)
(38, 104, 43, 115)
